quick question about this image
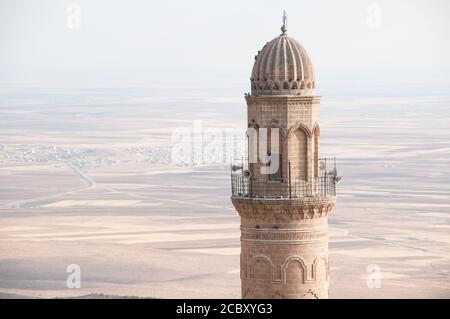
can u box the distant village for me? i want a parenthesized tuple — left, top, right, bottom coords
(0, 145, 172, 168)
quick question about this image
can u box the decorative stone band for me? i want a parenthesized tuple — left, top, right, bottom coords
(241, 226, 328, 243)
(245, 95, 321, 105)
(232, 197, 335, 221)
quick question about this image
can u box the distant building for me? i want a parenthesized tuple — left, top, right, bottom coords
(231, 13, 338, 299)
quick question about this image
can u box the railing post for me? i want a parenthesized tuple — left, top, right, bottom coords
(250, 177, 253, 199)
(231, 174, 233, 196)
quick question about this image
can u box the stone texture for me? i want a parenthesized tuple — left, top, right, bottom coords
(232, 198, 334, 299)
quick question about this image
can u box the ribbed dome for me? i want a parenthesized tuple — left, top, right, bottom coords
(250, 33, 315, 96)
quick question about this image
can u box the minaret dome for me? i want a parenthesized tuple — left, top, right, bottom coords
(250, 21, 315, 96)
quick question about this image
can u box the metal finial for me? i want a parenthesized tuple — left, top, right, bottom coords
(281, 10, 287, 35)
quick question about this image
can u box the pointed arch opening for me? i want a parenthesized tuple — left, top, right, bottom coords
(291, 81, 298, 90)
(289, 126, 308, 181)
(313, 125, 320, 178)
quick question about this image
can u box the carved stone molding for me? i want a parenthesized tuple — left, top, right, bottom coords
(245, 95, 321, 105)
(241, 228, 328, 242)
(232, 198, 335, 221)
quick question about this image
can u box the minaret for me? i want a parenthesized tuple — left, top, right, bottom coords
(231, 12, 338, 299)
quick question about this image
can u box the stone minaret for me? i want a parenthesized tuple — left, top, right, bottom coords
(231, 13, 337, 299)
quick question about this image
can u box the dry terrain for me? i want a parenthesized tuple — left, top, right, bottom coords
(0, 85, 449, 298)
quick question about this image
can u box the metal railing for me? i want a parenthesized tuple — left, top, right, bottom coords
(231, 174, 336, 199)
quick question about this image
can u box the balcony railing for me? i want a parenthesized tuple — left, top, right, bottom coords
(231, 174, 336, 199)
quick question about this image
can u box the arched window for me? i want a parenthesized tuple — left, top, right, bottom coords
(284, 257, 307, 284)
(290, 127, 308, 181)
(250, 257, 272, 298)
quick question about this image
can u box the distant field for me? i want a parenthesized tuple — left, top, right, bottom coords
(0, 85, 449, 298)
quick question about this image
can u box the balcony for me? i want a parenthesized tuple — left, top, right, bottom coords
(230, 157, 339, 200)
(231, 174, 336, 200)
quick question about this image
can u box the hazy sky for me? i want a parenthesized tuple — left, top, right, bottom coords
(1, 0, 449, 87)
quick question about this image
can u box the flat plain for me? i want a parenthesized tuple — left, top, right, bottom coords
(0, 84, 449, 298)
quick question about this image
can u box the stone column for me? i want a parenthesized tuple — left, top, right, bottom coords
(232, 198, 335, 299)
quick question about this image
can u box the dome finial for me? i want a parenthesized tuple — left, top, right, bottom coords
(281, 10, 287, 35)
